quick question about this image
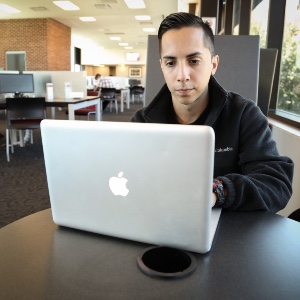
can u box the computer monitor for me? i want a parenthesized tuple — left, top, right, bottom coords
(0, 73, 34, 97)
(128, 79, 141, 87)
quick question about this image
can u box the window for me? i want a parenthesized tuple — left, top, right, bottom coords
(6, 51, 26, 72)
(232, 0, 240, 35)
(250, 0, 300, 128)
(277, 0, 300, 117)
(250, 0, 269, 48)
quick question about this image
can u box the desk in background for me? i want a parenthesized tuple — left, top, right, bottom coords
(89, 88, 130, 113)
(46, 96, 101, 120)
(116, 88, 130, 113)
(0, 209, 299, 299)
(0, 96, 102, 121)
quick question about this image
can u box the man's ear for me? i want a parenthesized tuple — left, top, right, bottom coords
(211, 55, 219, 76)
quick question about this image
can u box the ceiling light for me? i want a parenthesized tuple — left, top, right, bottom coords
(0, 4, 20, 13)
(30, 7, 48, 12)
(139, 21, 153, 26)
(94, 4, 111, 9)
(53, 1, 80, 11)
(79, 17, 96, 22)
(104, 32, 124, 35)
(124, 46, 133, 49)
(110, 36, 121, 40)
(135, 15, 151, 21)
(124, 0, 145, 9)
(119, 43, 129, 46)
(101, 0, 118, 3)
(143, 28, 156, 32)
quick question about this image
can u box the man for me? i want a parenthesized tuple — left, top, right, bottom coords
(97, 74, 115, 111)
(92, 73, 101, 90)
(131, 12, 294, 212)
(97, 75, 114, 89)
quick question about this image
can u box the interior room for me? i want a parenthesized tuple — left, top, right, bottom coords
(1, 0, 299, 217)
(0, 1, 299, 298)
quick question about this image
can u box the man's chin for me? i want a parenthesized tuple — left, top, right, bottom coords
(172, 96, 197, 107)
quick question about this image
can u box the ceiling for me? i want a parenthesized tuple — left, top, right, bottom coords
(0, 0, 179, 52)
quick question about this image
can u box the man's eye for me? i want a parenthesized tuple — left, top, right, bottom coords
(165, 61, 175, 67)
(190, 59, 200, 65)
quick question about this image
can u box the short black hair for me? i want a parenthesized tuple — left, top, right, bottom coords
(158, 12, 215, 57)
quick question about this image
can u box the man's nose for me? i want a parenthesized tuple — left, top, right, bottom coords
(177, 63, 190, 82)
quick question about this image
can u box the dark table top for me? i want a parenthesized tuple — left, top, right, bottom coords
(0, 209, 299, 300)
(0, 96, 100, 108)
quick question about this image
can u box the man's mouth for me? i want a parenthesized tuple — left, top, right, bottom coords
(176, 88, 193, 93)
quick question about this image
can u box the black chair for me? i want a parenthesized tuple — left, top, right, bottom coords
(100, 88, 118, 113)
(257, 48, 278, 116)
(288, 208, 300, 222)
(6, 97, 46, 162)
(130, 86, 145, 105)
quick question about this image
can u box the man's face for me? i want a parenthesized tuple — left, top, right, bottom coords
(160, 27, 218, 107)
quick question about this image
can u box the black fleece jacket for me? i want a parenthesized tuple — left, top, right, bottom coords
(131, 76, 294, 212)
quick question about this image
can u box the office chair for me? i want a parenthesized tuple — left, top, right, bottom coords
(100, 87, 118, 113)
(6, 97, 46, 162)
(130, 86, 145, 105)
(66, 90, 98, 120)
(70, 88, 117, 120)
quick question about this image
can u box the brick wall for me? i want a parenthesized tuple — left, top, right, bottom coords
(0, 18, 70, 71)
(47, 19, 71, 70)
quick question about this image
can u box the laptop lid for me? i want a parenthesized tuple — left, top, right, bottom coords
(41, 120, 221, 253)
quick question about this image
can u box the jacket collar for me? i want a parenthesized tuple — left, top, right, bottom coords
(142, 76, 228, 125)
(206, 76, 228, 125)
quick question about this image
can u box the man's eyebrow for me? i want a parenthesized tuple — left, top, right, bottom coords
(162, 55, 176, 60)
(162, 52, 204, 60)
(186, 51, 204, 58)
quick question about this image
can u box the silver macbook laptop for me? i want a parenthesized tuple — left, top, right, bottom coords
(41, 120, 221, 253)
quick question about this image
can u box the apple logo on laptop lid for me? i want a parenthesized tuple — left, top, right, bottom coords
(109, 172, 129, 196)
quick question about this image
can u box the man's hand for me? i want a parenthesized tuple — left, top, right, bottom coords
(212, 192, 217, 207)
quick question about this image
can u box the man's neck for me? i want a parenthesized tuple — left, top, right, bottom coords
(172, 91, 209, 125)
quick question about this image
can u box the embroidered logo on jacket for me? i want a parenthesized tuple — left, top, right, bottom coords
(215, 147, 233, 153)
